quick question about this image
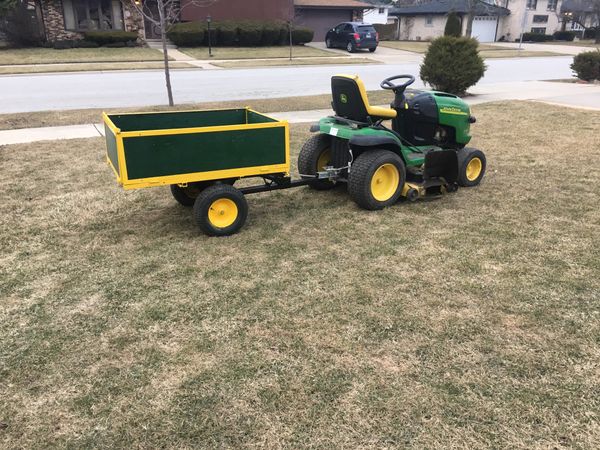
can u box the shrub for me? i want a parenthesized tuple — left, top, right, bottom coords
(553, 30, 575, 41)
(84, 31, 138, 45)
(373, 23, 396, 40)
(77, 39, 99, 48)
(444, 11, 461, 37)
(292, 27, 314, 45)
(570, 50, 600, 81)
(583, 27, 598, 40)
(216, 21, 238, 46)
(53, 40, 74, 49)
(167, 22, 204, 46)
(238, 21, 263, 46)
(261, 21, 284, 46)
(520, 32, 553, 42)
(420, 36, 486, 95)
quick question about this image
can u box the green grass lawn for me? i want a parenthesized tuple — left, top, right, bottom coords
(0, 61, 195, 74)
(180, 45, 340, 60)
(0, 47, 165, 65)
(540, 39, 600, 48)
(1, 101, 599, 447)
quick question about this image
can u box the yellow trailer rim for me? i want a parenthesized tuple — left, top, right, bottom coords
(466, 157, 482, 181)
(371, 163, 400, 201)
(208, 198, 238, 228)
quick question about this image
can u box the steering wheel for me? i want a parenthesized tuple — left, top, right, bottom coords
(380, 74, 415, 93)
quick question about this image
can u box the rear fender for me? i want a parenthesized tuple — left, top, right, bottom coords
(348, 135, 403, 160)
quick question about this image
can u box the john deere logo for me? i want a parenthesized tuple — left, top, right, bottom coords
(340, 94, 348, 104)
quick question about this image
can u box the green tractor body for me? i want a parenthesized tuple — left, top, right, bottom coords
(300, 74, 486, 209)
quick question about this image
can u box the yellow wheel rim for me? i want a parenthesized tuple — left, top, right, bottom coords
(466, 157, 482, 181)
(370, 163, 400, 201)
(208, 198, 238, 228)
(317, 149, 331, 171)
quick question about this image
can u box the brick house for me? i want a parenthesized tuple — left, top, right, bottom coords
(35, 0, 144, 42)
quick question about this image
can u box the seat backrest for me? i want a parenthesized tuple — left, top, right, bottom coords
(331, 75, 370, 123)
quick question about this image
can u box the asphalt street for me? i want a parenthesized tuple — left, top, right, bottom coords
(0, 56, 574, 113)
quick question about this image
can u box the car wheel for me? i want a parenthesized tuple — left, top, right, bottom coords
(326, 38, 332, 48)
(369, 47, 377, 53)
(346, 41, 355, 53)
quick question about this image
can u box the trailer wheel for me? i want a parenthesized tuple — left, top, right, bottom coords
(348, 149, 406, 210)
(193, 184, 248, 237)
(298, 134, 335, 190)
(457, 148, 486, 187)
(171, 183, 206, 207)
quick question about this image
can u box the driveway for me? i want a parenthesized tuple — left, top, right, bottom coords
(307, 41, 423, 64)
(488, 41, 598, 55)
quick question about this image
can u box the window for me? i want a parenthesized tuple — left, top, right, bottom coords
(533, 14, 548, 22)
(547, 0, 557, 11)
(526, 0, 537, 9)
(531, 27, 546, 33)
(63, 0, 124, 31)
(425, 16, 433, 26)
(379, 7, 385, 14)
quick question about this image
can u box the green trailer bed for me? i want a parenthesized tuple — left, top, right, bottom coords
(103, 107, 290, 190)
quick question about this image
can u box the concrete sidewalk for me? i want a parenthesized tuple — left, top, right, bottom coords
(2, 81, 599, 146)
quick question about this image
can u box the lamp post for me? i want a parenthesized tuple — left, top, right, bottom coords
(207, 15, 213, 57)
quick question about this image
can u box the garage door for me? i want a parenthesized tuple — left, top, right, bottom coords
(295, 8, 353, 41)
(472, 16, 498, 42)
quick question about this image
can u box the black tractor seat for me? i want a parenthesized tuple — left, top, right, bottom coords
(331, 74, 398, 124)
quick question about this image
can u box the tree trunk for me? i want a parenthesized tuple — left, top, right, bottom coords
(157, 0, 174, 106)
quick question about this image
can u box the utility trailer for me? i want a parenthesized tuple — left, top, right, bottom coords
(103, 107, 313, 236)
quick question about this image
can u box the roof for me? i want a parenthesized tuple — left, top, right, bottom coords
(294, 0, 373, 8)
(389, 0, 510, 16)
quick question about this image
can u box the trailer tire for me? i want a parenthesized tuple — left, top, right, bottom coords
(193, 184, 248, 237)
(457, 148, 486, 187)
(298, 134, 335, 190)
(348, 149, 405, 210)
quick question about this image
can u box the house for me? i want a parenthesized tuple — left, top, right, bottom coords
(294, 0, 373, 40)
(561, 0, 600, 34)
(363, 3, 393, 24)
(35, 0, 143, 42)
(390, 0, 571, 42)
(180, 0, 294, 24)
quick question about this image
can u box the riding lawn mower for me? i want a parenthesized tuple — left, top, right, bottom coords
(299, 74, 486, 210)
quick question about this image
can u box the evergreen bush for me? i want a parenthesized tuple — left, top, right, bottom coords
(84, 31, 138, 45)
(444, 11, 461, 37)
(570, 50, 600, 81)
(420, 36, 486, 95)
(292, 28, 314, 45)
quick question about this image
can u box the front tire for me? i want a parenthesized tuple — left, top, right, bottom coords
(457, 148, 486, 187)
(326, 38, 333, 48)
(193, 184, 248, 237)
(346, 41, 355, 53)
(348, 150, 406, 210)
(298, 134, 335, 190)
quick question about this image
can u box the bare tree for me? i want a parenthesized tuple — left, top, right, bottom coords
(561, 0, 600, 43)
(122, 0, 219, 106)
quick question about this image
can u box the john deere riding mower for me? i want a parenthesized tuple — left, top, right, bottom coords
(299, 74, 486, 209)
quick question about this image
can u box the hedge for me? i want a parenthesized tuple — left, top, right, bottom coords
(84, 31, 138, 45)
(168, 20, 313, 47)
(583, 27, 598, 40)
(373, 23, 396, 41)
(520, 32, 553, 42)
(571, 50, 600, 81)
(553, 30, 575, 41)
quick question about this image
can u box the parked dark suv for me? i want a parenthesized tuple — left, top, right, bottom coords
(325, 22, 379, 53)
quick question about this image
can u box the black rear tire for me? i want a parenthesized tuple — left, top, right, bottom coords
(298, 134, 336, 190)
(369, 47, 377, 53)
(457, 148, 486, 187)
(348, 150, 406, 210)
(346, 41, 355, 53)
(193, 184, 248, 236)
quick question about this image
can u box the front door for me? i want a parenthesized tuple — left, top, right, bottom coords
(143, 0, 160, 39)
